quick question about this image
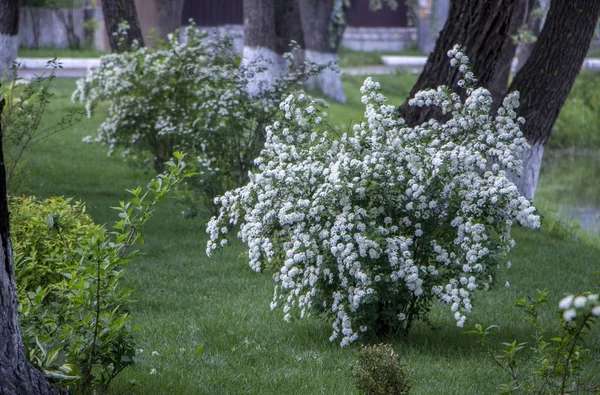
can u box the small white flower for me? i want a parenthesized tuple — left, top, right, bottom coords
(563, 308, 576, 322)
(152, 351, 159, 356)
(150, 368, 157, 375)
(559, 295, 574, 310)
(573, 296, 587, 308)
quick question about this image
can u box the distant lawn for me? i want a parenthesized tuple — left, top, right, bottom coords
(338, 46, 425, 68)
(17, 46, 426, 69)
(18, 47, 107, 59)
(14, 77, 600, 394)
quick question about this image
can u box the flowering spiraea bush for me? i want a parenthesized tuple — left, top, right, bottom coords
(207, 46, 540, 346)
(73, 24, 322, 212)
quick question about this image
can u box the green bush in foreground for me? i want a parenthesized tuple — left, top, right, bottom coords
(12, 153, 193, 393)
(353, 343, 411, 395)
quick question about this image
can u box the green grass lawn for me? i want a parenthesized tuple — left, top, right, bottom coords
(14, 77, 600, 394)
(338, 46, 425, 68)
(18, 47, 107, 59)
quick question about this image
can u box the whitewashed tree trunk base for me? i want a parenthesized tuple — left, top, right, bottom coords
(304, 50, 346, 104)
(242, 46, 286, 95)
(511, 141, 544, 200)
(0, 34, 18, 79)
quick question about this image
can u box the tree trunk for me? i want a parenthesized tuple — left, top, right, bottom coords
(242, 0, 281, 94)
(514, 0, 543, 73)
(488, 0, 532, 110)
(274, 0, 304, 64)
(508, 0, 600, 199)
(53, 2, 81, 50)
(398, 0, 517, 125)
(101, 0, 145, 52)
(298, 0, 350, 103)
(155, 0, 185, 40)
(0, 100, 58, 394)
(0, 0, 19, 79)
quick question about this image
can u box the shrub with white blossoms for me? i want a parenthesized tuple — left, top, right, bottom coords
(206, 45, 540, 346)
(559, 293, 600, 322)
(72, 24, 323, 212)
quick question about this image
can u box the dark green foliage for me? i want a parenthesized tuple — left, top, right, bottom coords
(12, 154, 193, 393)
(12, 196, 103, 293)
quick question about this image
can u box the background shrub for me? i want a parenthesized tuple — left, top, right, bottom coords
(73, 25, 323, 213)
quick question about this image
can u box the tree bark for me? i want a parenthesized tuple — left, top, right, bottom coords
(508, 0, 600, 199)
(0, 0, 19, 79)
(488, 0, 532, 110)
(274, 0, 304, 63)
(101, 0, 145, 52)
(514, 0, 543, 72)
(398, 0, 517, 125)
(298, 0, 350, 103)
(0, 100, 58, 395)
(242, 0, 280, 94)
(53, 1, 81, 50)
(155, 0, 185, 40)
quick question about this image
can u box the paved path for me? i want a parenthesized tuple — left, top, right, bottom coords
(15, 56, 600, 79)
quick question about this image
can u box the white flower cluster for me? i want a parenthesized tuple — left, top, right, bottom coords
(207, 45, 540, 346)
(559, 293, 600, 322)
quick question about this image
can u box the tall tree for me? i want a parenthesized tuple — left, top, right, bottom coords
(514, 0, 547, 73)
(242, 0, 304, 93)
(398, 0, 600, 199)
(0, 0, 19, 79)
(298, 0, 351, 103)
(155, 0, 185, 40)
(0, 100, 58, 394)
(274, 0, 304, 63)
(242, 0, 279, 94)
(508, 0, 600, 198)
(398, 0, 517, 125)
(101, 0, 145, 52)
(487, 0, 532, 109)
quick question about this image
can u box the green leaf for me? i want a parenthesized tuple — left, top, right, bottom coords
(195, 345, 204, 355)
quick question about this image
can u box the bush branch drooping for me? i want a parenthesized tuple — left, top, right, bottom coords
(207, 45, 540, 346)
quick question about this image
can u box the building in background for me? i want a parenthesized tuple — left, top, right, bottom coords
(181, 0, 417, 53)
(18, 0, 419, 53)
